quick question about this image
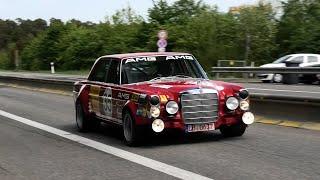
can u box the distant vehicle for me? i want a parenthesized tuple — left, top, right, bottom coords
(73, 52, 254, 146)
(299, 62, 320, 84)
(258, 54, 320, 83)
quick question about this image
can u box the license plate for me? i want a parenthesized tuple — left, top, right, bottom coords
(186, 123, 215, 133)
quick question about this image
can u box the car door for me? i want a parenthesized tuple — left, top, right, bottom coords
(99, 59, 122, 124)
(87, 58, 112, 116)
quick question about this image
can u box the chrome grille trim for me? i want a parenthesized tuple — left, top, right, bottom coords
(184, 116, 218, 120)
(181, 98, 217, 102)
(183, 103, 218, 108)
(181, 91, 219, 124)
(183, 110, 217, 114)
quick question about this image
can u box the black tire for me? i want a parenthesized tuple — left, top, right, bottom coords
(122, 110, 141, 146)
(272, 74, 283, 83)
(220, 123, 247, 137)
(261, 80, 271, 83)
(302, 80, 315, 85)
(76, 103, 100, 132)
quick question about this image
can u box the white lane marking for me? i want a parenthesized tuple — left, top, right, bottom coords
(0, 110, 213, 180)
(247, 88, 320, 94)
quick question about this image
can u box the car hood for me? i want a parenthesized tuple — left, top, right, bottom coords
(123, 78, 242, 100)
(260, 63, 285, 67)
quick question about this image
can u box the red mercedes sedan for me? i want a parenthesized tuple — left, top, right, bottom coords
(73, 52, 254, 146)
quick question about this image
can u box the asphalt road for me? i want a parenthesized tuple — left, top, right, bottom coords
(0, 86, 320, 180)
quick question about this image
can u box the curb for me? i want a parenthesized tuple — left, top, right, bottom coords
(255, 116, 320, 131)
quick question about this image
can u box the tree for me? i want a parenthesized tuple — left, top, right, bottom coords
(277, 0, 320, 54)
(149, 0, 174, 25)
(236, 2, 278, 64)
(21, 18, 66, 70)
(98, 7, 148, 54)
(58, 26, 103, 70)
(0, 50, 11, 69)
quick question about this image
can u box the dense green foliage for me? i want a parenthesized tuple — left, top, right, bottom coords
(0, 0, 319, 71)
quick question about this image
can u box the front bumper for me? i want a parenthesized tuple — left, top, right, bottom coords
(157, 113, 253, 132)
(257, 74, 274, 81)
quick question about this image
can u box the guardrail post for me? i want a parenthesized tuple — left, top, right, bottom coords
(50, 62, 55, 74)
(216, 61, 221, 79)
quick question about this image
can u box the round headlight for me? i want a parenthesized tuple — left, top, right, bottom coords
(150, 106, 160, 118)
(239, 89, 249, 99)
(242, 112, 255, 125)
(240, 100, 249, 111)
(152, 119, 165, 132)
(150, 95, 160, 106)
(166, 101, 179, 114)
(226, 97, 239, 110)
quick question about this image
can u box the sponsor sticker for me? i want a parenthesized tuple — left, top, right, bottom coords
(131, 93, 139, 102)
(103, 87, 112, 115)
(125, 57, 157, 63)
(159, 95, 168, 103)
(118, 92, 130, 100)
(166, 55, 194, 60)
(89, 86, 100, 112)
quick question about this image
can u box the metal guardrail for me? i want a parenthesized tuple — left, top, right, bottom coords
(0, 73, 320, 104)
(211, 67, 320, 74)
(0, 75, 75, 91)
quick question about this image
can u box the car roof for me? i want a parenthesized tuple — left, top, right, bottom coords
(99, 52, 192, 60)
(288, 53, 320, 56)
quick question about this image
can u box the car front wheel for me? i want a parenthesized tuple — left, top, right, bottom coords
(123, 110, 140, 146)
(273, 74, 283, 83)
(220, 123, 247, 137)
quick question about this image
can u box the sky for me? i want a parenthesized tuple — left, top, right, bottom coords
(0, 0, 258, 23)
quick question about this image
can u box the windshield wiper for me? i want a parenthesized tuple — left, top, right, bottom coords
(173, 75, 193, 78)
(149, 75, 193, 82)
(149, 76, 165, 81)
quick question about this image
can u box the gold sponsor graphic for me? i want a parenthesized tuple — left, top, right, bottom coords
(142, 106, 149, 117)
(159, 95, 168, 103)
(89, 86, 100, 112)
(131, 93, 139, 102)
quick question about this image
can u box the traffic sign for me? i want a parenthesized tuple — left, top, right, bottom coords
(158, 30, 168, 40)
(157, 39, 167, 48)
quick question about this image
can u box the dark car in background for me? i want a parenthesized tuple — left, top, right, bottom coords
(300, 63, 320, 84)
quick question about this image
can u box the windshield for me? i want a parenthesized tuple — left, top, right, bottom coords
(121, 55, 207, 84)
(273, 55, 292, 63)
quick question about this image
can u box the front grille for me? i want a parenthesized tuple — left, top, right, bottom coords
(181, 93, 218, 124)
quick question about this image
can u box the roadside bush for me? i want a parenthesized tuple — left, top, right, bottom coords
(0, 51, 13, 69)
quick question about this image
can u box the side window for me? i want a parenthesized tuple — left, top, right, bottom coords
(106, 59, 120, 84)
(307, 56, 318, 63)
(88, 59, 110, 82)
(290, 56, 304, 63)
